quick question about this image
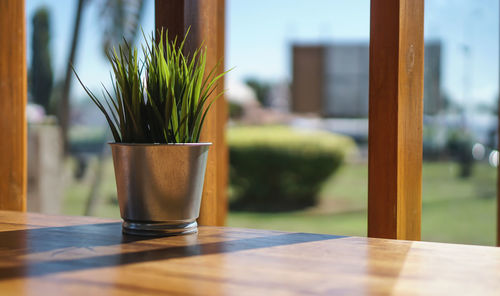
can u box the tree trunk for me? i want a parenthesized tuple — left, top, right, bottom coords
(84, 146, 107, 216)
(60, 0, 86, 155)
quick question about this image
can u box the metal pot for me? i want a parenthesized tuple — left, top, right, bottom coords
(109, 143, 211, 236)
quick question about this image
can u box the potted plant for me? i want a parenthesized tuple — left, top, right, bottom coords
(74, 30, 227, 236)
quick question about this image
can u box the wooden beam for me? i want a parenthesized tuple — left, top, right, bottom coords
(368, 0, 424, 240)
(155, 0, 228, 226)
(0, 0, 27, 211)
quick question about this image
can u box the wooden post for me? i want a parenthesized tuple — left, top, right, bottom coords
(155, 0, 228, 226)
(0, 0, 27, 211)
(368, 0, 424, 240)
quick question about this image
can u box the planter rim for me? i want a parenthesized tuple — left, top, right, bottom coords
(108, 142, 212, 146)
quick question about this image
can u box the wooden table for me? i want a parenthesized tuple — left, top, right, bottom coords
(0, 211, 499, 295)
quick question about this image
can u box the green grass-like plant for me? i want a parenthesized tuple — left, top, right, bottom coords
(74, 30, 227, 143)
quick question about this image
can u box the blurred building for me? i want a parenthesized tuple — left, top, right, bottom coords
(267, 81, 291, 112)
(292, 41, 442, 117)
(423, 42, 442, 114)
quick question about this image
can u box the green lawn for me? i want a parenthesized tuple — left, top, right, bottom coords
(63, 158, 497, 246)
(229, 162, 497, 246)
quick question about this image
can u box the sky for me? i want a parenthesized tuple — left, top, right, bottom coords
(26, 0, 499, 108)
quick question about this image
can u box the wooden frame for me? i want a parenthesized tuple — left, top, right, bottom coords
(5, 0, 499, 245)
(368, 0, 424, 240)
(0, 0, 27, 211)
(155, 0, 228, 226)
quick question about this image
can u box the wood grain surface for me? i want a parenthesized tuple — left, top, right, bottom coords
(0, 211, 499, 295)
(155, 0, 228, 226)
(0, 0, 27, 211)
(368, 0, 424, 240)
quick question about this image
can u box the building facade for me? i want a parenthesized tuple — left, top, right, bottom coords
(292, 41, 441, 117)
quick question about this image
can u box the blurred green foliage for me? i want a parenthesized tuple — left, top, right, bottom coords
(30, 7, 53, 113)
(446, 130, 474, 178)
(228, 101, 244, 119)
(245, 78, 270, 106)
(227, 126, 355, 211)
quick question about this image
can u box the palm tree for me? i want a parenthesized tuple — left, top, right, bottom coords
(60, 0, 87, 155)
(98, 0, 146, 56)
(59, 0, 145, 156)
(84, 0, 145, 216)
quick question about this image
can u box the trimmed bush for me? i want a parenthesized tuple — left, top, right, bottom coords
(228, 126, 355, 212)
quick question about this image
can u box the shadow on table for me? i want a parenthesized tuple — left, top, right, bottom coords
(0, 222, 344, 280)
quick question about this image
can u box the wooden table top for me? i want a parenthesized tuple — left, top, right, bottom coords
(0, 211, 499, 295)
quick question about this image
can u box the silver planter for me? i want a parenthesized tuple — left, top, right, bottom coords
(109, 143, 211, 236)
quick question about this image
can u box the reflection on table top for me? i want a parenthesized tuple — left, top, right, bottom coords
(0, 210, 499, 295)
